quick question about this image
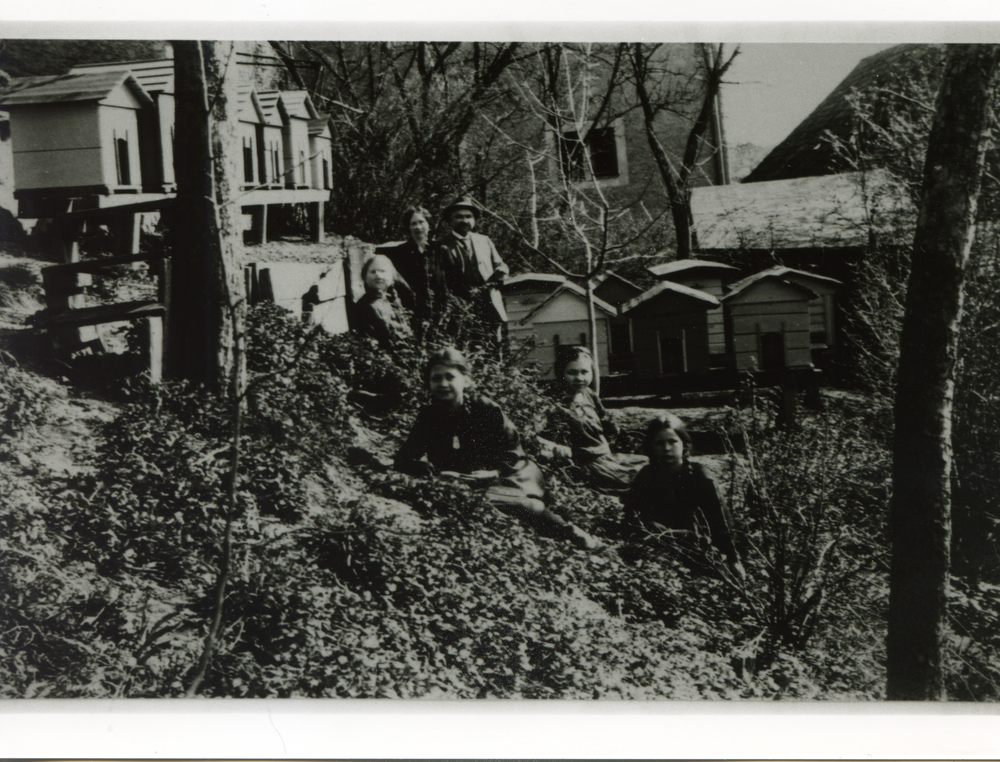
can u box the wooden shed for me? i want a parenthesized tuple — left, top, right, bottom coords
(722, 272, 817, 371)
(236, 86, 268, 190)
(0, 71, 153, 195)
(620, 280, 721, 379)
(502, 272, 567, 325)
(70, 59, 176, 192)
(277, 91, 318, 189)
(590, 271, 643, 373)
(308, 114, 333, 191)
(647, 259, 740, 366)
(505, 277, 615, 378)
(254, 91, 285, 188)
(759, 266, 843, 350)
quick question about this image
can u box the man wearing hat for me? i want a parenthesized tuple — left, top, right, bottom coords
(432, 195, 509, 336)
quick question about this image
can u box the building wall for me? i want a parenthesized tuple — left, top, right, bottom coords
(98, 103, 143, 189)
(665, 274, 728, 358)
(509, 316, 611, 378)
(10, 102, 104, 189)
(283, 119, 309, 188)
(725, 280, 813, 370)
(626, 296, 712, 378)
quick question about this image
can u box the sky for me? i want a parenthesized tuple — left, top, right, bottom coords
(721, 42, 898, 151)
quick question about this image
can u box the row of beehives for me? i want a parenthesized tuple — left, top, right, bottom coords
(0, 57, 333, 200)
(502, 260, 842, 380)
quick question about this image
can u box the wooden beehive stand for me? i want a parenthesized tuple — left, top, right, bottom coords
(34, 211, 170, 383)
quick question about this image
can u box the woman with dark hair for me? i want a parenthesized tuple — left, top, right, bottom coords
(378, 205, 434, 335)
(624, 413, 742, 576)
(538, 346, 645, 492)
(394, 348, 602, 550)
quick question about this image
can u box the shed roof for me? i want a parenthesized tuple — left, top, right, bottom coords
(723, 271, 819, 301)
(759, 266, 843, 288)
(503, 272, 567, 290)
(519, 281, 615, 324)
(691, 168, 913, 250)
(589, 270, 642, 291)
(308, 114, 332, 136)
(255, 91, 283, 126)
(620, 280, 721, 315)
(0, 70, 154, 108)
(236, 85, 266, 123)
(744, 44, 944, 183)
(71, 58, 175, 94)
(647, 258, 739, 280)
(278, 90, 319, 120)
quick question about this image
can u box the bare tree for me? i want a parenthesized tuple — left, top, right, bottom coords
(167, 41, 247, 392)
(630, 43, 737, 259)
(886, 43, 1000, 701)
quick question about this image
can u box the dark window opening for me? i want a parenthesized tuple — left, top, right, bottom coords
(760, 332, 785, 370)
(243, 138, 255, 183)
(116, 135, 131, 185)
(323, 158, 330, 190)
(560, 126, 619, 181)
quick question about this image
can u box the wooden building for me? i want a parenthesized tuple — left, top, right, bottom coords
(504, 275, 615, 378)
(590, 271, 643, 374)
(277, 91, 318, 189)
(721, 272, 817, 371)
(308, 115, 333, 192)
(757, 266, 843, 352)
(647, 259, 740, 366)
(236, 86, 268, 190)
(1, 71, 153, 197)
(70, 59, 177, 193)
(254, 91, 286, 188)
(620, 280, 721, 379)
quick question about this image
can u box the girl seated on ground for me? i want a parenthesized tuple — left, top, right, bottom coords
(538, 346, 646, 492)
(624, 413, 744, 578)
(354, 255, 414, 350)
(394, 348, 602, 550)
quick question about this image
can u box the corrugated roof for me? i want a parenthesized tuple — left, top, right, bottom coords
(723, 271, 818, 301)
(71, 58, 174, 94)
(691, 169, 914, 250)
(744, 44, 945, 183)
(620, 280, 721, 315)
(647, 259, 739, 280)
(0, 70, 153, 108)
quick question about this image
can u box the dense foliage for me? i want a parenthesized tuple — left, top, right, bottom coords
(2, 305, 1000, 698)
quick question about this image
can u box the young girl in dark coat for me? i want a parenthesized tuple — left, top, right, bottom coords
(538, 346, 646, 492)
(625, 413, 743, 577)
(394, 348, 602, 550)
(354, 255, 414, 351)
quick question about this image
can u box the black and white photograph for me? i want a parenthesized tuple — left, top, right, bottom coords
(1, 3, 1000, 755)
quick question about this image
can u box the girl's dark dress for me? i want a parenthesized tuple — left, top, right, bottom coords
(354, 289, 413, 351)
(394, 393, 547, 512)
(540, 388, 645, 490)
(624, 460, 736, 560)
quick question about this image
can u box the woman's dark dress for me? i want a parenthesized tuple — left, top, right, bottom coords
(394, 394, 547, 512)
(624, 460, 736, 559)
(378, 240, 433, 333)
(540, 388, 645, 490)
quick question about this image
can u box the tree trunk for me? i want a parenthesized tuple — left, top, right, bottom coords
(167, 41, 247, 393)
(885, 43, 1000, 701)
(585, 278, 601, 396)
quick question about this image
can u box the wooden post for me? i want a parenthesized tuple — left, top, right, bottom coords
(45, 216, 100, 350)
(111, 210, 142, 263)
(308, 201, 325, 243)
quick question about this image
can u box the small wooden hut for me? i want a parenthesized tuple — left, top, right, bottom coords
(505, 276, 615, 377)
(0, 71, 153, 195)
(590, 271, 643, 373)
(620, 281, 721, 378)
(255, 91, 286, 188)
(722, 272, 817, 371)
(277, 91, 318, 189)
(308, 114, 333, 191)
